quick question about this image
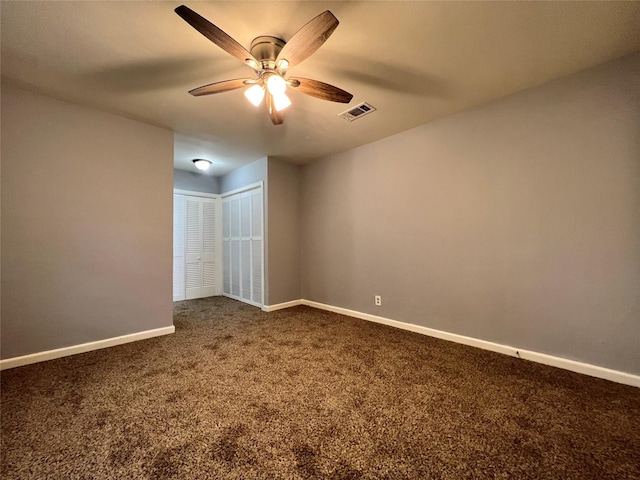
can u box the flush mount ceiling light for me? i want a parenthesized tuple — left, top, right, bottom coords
(175, 5, 353, 125)
(193, 159, 212, 171)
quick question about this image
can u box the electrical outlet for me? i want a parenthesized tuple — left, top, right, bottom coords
(375, 295, 382, 306)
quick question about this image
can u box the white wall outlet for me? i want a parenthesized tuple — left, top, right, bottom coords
(375, 295, 382, 306)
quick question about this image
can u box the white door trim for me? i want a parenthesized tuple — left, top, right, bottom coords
(220, 181, 264, 198)
(173, 189, 220, 199)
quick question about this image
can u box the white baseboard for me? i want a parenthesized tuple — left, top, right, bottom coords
(0, 326, 175, 371)
(262, 300, 304, 312)
(301, 300, 640, 388)
(4, 300, 637, 388)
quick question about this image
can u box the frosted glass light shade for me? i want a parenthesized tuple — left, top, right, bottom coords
(277, 59, 289, 70)
(193, 159, 212, 171)
(266, 74, 287, 95)
(244, 84, 265, 107)
(273, 92, 291, 112)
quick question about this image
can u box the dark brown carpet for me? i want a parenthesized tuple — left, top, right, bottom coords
(1, 297, 639, 479)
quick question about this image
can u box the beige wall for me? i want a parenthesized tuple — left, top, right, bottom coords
(267, 158, 301, 305)
(1, 83, 174, 359)
(300, 53, 640, 374)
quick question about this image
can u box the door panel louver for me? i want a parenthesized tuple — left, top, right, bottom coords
(186, 263, 201, 289)
(252, 239, 262, 304)
(241, 239, 251, 300)
(231, 239, 240, 297)
(174, 256, 185, 285)
(241, 196, 251, 237)
(203, 200, 216, 254)
(223, 239, 230, 294)
(186, 199, 201, 255)
(185, 197, 202, 299)
(230, 198, 240, 237)
(222, 201, 230, 238)
(174, 196, 186, 256)
(203, 263, 217, 288)
(252, 193, 262, 236)
(173, 256, 185, 301)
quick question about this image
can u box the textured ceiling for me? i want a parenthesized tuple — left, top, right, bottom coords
(2, 1, 640, 175)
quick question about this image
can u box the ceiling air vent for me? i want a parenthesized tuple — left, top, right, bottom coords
(339, 102, 376, 122)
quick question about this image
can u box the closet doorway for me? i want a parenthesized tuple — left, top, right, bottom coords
(221, 182, 264, 308)
(173, 190, 221, 301)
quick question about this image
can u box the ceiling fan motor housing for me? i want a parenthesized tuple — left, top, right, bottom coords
(250, 36, 285, 69)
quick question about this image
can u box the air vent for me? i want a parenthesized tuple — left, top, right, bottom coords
(339, 102, 376, 122)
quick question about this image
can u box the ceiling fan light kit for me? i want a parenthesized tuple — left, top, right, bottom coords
(273, 92, 292, 112)
(244, 84, 265, 106)
(175, 5, 353, 125)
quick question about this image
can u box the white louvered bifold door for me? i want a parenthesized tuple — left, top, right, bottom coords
(174, 194, 221, 301)
(173, 195, 186, 301)
(222, 185, 263, 307)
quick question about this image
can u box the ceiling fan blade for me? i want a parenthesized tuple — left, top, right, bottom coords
(266, 92, 284, 125)
(276, 11, 338, 67)
(175, 5, 257, 65)
(188, 78, 252, 96)
(289, 77, 353, 103)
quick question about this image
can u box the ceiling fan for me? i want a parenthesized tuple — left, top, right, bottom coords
(175, 5, 353, 125)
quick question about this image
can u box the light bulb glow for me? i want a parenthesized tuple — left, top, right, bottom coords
(277, 59, 289, 70)
(273, 92, 291, 112)
(244, 84, 265, 107)
(266, 74, 287, 95)
(245, 59, 260, 70)
(193, 159, 212, 171)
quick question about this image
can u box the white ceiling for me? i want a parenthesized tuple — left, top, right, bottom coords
(2, 1, 640, 175)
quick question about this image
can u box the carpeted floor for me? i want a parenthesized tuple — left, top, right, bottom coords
(1, 297, 639, 479)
